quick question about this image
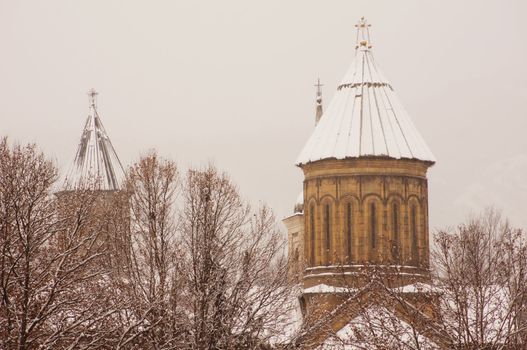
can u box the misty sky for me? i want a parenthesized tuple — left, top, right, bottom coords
(1, 0, 526, 231)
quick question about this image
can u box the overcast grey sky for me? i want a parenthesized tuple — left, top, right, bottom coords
(1, 0, 526, 230)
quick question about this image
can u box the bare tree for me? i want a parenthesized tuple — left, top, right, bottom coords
(297, 264, 444, 350)
(179, 165, 293, 350)
(434, 208, 527, 349)
(318, 300, 441, 350)
(113, 151, 186, 349)
(308, 209, 527, 350)
(0, 138, 122, 350)
(0, 140, 318, 349)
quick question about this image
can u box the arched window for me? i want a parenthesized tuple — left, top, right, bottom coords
(392, 202, 400, 261)
(310, 204, 315, 266)
(370, 202, 377, 249)
(294, 247, 299, 262)
(324, 204, 330, 264)
(347, 202, 353, 263)
(411, 204, 419, 264)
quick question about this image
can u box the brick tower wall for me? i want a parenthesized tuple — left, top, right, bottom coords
(300, 157, 433, 290)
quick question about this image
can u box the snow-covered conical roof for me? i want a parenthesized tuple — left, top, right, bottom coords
(296, 18, 435, 166)
(63, 89, 125, 191)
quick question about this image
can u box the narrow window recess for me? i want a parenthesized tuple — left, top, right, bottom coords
(371, 202, 376, 249)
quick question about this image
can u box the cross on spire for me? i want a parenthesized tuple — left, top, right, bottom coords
(88, 88, 98, 108)
(355, 17, 372, 50)
(314, 78, 324, 125)
(315, 78, 323, 104)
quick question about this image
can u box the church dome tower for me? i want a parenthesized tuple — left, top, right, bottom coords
(56, 89, 130, 273)
(293, 18, 435, 297)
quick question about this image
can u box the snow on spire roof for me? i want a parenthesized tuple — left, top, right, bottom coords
(63, 89, 125, 191)
(296, 18, 435, 166)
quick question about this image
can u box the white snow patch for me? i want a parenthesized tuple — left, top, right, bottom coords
(317, 305, 440, 349)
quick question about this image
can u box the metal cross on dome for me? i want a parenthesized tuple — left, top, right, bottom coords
(355, 17, 373, 50)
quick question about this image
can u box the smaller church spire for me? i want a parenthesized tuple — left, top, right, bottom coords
(355, 17, 372, 50)
(315, 78, 323, 125)
(63, 90, 125, 191)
